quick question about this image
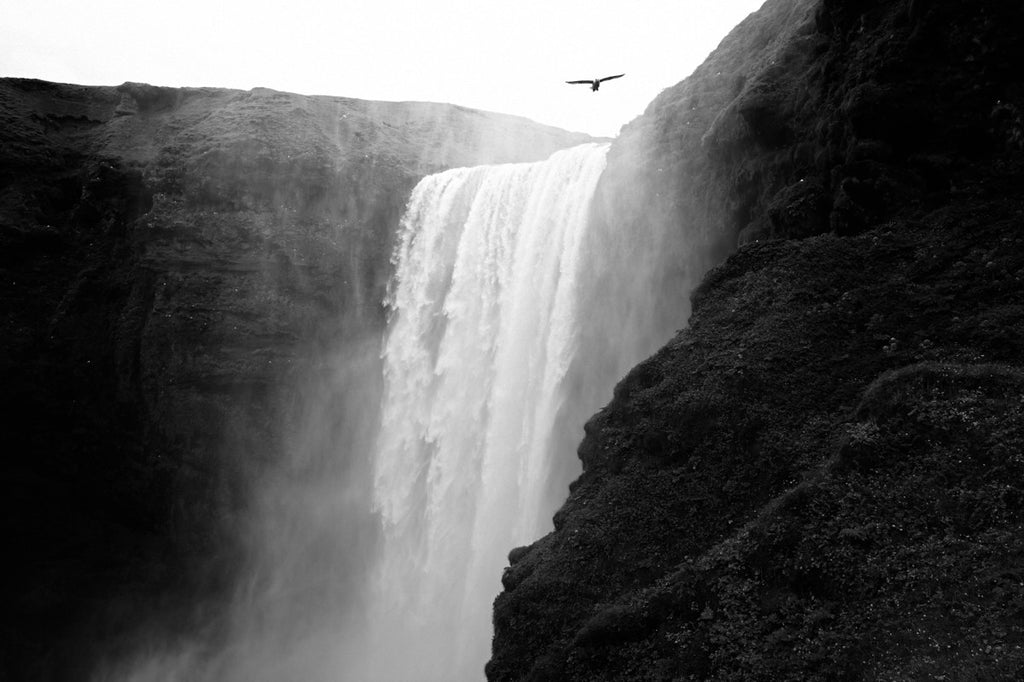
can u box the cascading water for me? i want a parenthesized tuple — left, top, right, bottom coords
(365, 143, 609, 681)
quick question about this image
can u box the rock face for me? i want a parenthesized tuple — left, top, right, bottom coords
(489, 0, 1024, 679)
(0, 79, 592, 680)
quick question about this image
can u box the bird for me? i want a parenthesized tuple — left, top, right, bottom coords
(566, 74, 625, 92)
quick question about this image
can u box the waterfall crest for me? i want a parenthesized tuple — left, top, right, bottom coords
(367, 143, 609, 680)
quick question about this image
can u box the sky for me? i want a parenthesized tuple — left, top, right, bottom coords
(1, 0, 765, 138)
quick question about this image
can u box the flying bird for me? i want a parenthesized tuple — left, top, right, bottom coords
(566, 73, 625, 92)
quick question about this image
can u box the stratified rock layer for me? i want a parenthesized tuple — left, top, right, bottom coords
(0, 79, 591, 680)
(489, 0, 1024, 679)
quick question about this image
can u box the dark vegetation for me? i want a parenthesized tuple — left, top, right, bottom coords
(489, 0, 1024, 679)
(0, 79, 589, 680)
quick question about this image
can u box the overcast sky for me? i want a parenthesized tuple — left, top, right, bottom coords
(1, 0, 764, 138)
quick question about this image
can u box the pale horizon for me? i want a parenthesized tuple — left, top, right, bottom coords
(1, 0, 765, 138)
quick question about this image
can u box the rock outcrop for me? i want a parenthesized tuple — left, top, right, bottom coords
(489, 0, 1024, 679)
(0, 79, 591, 680)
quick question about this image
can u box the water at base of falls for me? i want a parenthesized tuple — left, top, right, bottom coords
(365, 143, 609, 681)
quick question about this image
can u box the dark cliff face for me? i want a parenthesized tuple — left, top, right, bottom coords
(490, 0, 1024, 680)
(0, 79, 591, 680)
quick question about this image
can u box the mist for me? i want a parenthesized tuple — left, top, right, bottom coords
(95, 131, 706, 680)
(62, 65, 732, 680)
(41, 83, 594, 682)
(95, 266, 386, 682)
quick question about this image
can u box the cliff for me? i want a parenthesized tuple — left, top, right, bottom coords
(489, 0, 1024, 679)
(0, 79, 591, 679)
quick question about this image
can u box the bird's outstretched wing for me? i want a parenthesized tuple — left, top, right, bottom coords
(566, 80, 594, 85)
(598, 73, 625, 83)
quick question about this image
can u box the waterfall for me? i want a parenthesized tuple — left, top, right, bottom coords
(366, 143, 609, 680)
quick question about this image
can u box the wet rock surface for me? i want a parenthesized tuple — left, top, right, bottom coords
(0, 78, 591, 680)
(489, 0, 1024, 679)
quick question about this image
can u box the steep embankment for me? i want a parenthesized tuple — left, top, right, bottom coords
(0, 79, 590, 679)
(490, 0, 1024, 679)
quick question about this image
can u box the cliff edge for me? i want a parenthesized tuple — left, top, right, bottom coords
(489, 0, 1024, 679)
(0, 80, 591, 680)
